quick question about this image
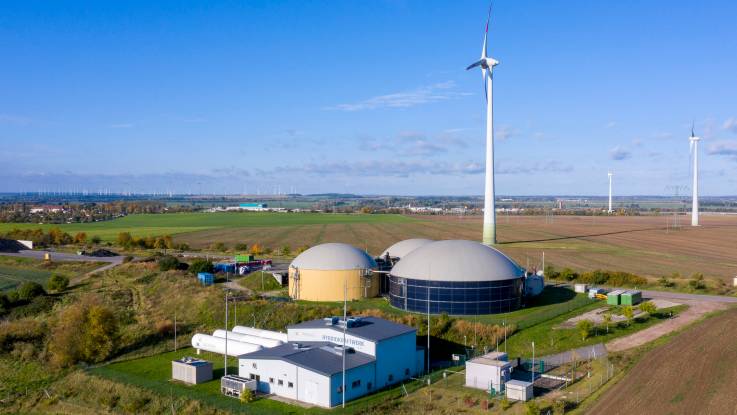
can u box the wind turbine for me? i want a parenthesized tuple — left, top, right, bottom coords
(689, 126, 700, 226)
(466, 4, 499, 246)
(607, 172, 613, 213)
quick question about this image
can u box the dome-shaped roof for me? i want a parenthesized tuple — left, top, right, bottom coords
(380, 239, 434, 259)
(290, 243, 377, 271)
(390, 240, 524, 282)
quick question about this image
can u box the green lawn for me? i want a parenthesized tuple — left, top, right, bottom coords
(91, 347, 450, 414)
(501, 305, 687, 358)
(0, 256, 104, 291)
(0, 212, 415, 241)
(238, 271, 284, 293)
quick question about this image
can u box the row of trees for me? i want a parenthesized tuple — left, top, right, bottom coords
(1, 228, 103, 248)
(0, 275, 68, 317)
(576, 301, 659, 340)
(0, 201, 198, 224)
(545, 266, 648, 287)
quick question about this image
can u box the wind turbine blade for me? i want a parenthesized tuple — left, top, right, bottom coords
(482, 1, 492, 58)
(483, 68, 488, 102)
(466, 60, 483, 70)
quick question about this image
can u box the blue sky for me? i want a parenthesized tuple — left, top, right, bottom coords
(1, 0, 736, 195)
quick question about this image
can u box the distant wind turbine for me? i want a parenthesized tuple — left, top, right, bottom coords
(689, 126, 700, 226)
(466, 3, 499, 246)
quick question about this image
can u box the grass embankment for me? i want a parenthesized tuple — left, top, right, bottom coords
(0, 256, 104, 291)
(237, 271, 284, 293)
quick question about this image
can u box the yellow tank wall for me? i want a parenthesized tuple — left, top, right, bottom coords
(288, 268, 379, 301)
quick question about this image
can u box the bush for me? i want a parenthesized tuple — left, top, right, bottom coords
(154, 319, 174, 336)
(240, 388, 254, 403)
(157, 255, 181, 271)
(576, 319, 593, 340)
(91, 235, 102, 244)
(688, 273, 706, 290)
(123, 255, 134, 263)
(501, 397, 512, 410)
(48, 274, 70, 292)
(234, 243, 249, 251)
(525, 400, 540, 415)
(189, 259, 214, 275)
(17, 282, 46, 301)
(49, 296, 118, 366)
(211, 242, 227, 252)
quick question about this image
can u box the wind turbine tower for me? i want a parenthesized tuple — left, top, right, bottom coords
(467, 5, 499, 246)
(690, 128, 701, 226)
(608, 172, 613, 213)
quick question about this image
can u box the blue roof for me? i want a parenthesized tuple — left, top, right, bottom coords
(240, 341, 375, 377)
(288, 316, 416, 342)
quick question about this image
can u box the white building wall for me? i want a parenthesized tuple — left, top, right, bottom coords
(465, 361, 509, 391)
(296, 367, 331, 407)
(287, 327, 376, 356)
(238, 358, 299, 400)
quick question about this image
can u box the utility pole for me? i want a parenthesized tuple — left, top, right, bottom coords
(224, 290, 229, 377)
(531, 341, 535, 384)
(342, 274, 347, 408)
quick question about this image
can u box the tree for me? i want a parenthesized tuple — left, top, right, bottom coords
(17, 282, 46, 301)
(90, 235, 102, 244)
(73, 232, 87, 245)
(234, 243, 249, 252)
(158, 255, 181, 271)
(602, 312, 613, 334)
(48, 274, 70, 292)
(688, 273, 706, 290)
(576, 319, 593, 340)
(189, 259, 214, 274)
(249, 243, 264, 255)
(49, 297, 118, 366)
(116, 232, 133, 247)
(154, 238, 167, 251)
(639, 301, 657, 317)
(281, 245, 291, 256)
(622, 305, 634, 326)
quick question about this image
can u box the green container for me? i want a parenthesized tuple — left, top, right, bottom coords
(620, 290, 642, 306)
(235, 254, 254, 262)
(607, 290, 622, 305)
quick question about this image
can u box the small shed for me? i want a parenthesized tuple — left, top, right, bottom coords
(198, 272, 215, 286)
(465, 352, 512, 393)
(172, 357, 213, 384)
(607, 290, 625, 306)
(620, 290, 642, 306)
(588, 288, 606, 299)
(574, 284, 588, 293)
(235, 254, 254, 262)
(505, 380, 533, 401)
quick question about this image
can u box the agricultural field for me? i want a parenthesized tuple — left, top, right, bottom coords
(586, 307, 737, 414)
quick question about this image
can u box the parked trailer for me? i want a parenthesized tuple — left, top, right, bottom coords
(191, 333, 263, 357)
(212, 329, 283, 348)
(231, 326, 289, 343)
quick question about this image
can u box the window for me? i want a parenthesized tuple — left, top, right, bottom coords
(337, 385, 343, 394)
(288, 382, 294, 388)
(351, 380, 361, 389)
(252, 363, 257, 369)
(278, 379, 284, 386)
(249, 373, 256, 380)
(405, 368, 410, 376)
(269, 378, 274, 384)
(388, 374, 394, 382)
(367, 382, 372, 390)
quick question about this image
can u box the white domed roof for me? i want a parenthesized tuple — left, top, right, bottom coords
(390, 240, 524, 282)
(380, 239, 434, 259)
(290, 243, 377, 271)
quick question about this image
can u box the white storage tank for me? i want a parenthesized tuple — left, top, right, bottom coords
(231, 326, 289, 343)
(191, 333, 263, 356)
(212, 330, 283, 348)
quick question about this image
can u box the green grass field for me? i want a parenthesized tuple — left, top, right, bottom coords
(0, 256, 104, 291)
(0, 212, 415, 241)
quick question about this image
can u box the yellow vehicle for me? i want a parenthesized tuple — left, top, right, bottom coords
(595, 293, 608, 300)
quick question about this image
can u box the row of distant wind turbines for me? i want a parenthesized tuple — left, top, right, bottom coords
(468, 4, 702, 246)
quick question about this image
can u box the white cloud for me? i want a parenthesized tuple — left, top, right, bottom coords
(327, 81, 471, 111)
(707, 140, 737, 160)
(609, 146, 631, 161)
(723, 117, 737, 134)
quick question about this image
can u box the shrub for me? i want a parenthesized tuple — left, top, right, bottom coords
(622, 305, 634, 325)
(189, 259, 214, 275)
(49, 297, 118, 367)
(123, 255, 134, 263)
(157, 255, 181, 271)
(211, 242, 227, 252)
(560, 268, 578, 281)
(576, 319, 593, 340)
(501, 397, 512, 410)
(639, 301, 657, 316)
(240, 388, 254, 403)
(525, 400, 540, 415)
(91, 235, 102, 244)
(688, 273, 706, 290)
(234, 243, 249, 251)
(48, 274, 70, 292)
(154, 319, 174, 336)
(17, 282, 46, 301)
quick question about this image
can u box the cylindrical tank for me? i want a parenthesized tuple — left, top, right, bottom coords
(212, 330, 283, 348)
(191, 333, 263, 356)
(231, 326, 289, 343)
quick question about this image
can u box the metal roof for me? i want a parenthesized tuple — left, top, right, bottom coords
(379, 239, 434, 259)
(290, 243, 377, 271)
(505, 380, 533, 388)
(389, 240, 525, 282)
(288, 316, 416, 342)
(240, 341, 375, 377)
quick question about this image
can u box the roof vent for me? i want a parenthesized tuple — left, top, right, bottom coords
(324, 317, 339, 325)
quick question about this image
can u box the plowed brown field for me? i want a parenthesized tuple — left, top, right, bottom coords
(587, 307, 737, 415)
(176, 214, 737, 280)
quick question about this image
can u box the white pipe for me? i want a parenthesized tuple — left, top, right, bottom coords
(212, 330, 283, 348)
(191, 333, 262, 357)
(232, 326, 289, 343)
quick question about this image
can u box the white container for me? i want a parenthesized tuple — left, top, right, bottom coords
(212, 330, 283, 348)
(191, 333, 263, 356)
(574, 284, 588, 293)
(232, 326, 289, 343)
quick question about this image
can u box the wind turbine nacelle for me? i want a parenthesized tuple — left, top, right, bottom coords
(486, 57, 499, 67)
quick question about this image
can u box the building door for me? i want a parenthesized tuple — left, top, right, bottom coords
(304, 380, 318, 405)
